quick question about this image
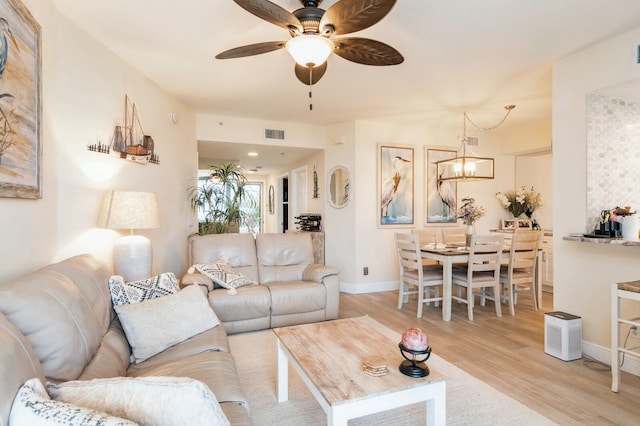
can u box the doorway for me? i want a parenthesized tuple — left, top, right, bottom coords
(277, 174, 289, 233)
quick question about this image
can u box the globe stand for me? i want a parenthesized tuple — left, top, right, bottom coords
(398, 343, 431, 377)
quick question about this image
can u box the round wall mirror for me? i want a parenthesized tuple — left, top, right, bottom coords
(327, 166, 350, 209)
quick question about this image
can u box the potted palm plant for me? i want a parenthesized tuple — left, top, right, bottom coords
(188, 162, 252, 234)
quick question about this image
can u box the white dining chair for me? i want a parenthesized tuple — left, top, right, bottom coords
(441, 227, 467, 246)
(499, 229, 541, 315)
(394, 232, 444, 318)
(451, 234, 504, 321)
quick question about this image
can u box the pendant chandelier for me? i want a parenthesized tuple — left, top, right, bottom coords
(436, 105, 516, 182)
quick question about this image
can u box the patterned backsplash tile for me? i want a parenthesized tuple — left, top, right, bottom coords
(586, 93, 640, 232)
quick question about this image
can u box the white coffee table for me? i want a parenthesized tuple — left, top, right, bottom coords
(273, 316, 447, 426)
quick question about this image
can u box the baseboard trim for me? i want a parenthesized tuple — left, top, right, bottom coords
(582, 340, 640, 377)
(340, 281, 399, 294)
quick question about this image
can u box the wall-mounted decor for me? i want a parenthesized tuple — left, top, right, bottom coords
(378, 144, 414, 227)
(88, 94, 159, 165)
(425, 147, 457, 224)
(312, 161, 319, 199)
(268, 184, 274, 214)
(327, 165, 350, 209)
(0, 0, 41, 199)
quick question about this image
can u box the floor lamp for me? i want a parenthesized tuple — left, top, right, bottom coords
(98, 190, 160, 281)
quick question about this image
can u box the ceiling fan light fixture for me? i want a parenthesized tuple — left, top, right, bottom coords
(285, 35, 334, 68)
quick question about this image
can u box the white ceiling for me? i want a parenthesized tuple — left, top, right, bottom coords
(51, 0, 640, 172)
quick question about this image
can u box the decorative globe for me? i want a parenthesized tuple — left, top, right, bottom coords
(401, 327, 428, 351)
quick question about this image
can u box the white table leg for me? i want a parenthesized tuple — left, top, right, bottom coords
(428, 382, 446, 425)
(328, 409, 348, 426)
(611, 284, 620, 392)
(443, 258, 452, 321)
(277, 340, 289, 402)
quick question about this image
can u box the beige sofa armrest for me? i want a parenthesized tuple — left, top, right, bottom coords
(181, 272, 214, 291)
(302, 264, 340, 283)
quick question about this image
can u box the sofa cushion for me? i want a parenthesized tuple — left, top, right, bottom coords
(256, 233, 314, 284)
(48, 376, 229, 426)
(115, 285, 220, 363)
(10, 378, 135, 426)
(78, 317, 131, 380)
(267, 281, 326, 315)
(126, 351, 249, 411)
(189, 233, 259, 283)
(47, 254, 114, 336)
(0, 266, 108, 381)
(126, 323, 230, 374)
(108, 272, 179, 306)
(192, 261, 255, 295)
(0, 311, 46, 426)
(208, 285, 271, 323)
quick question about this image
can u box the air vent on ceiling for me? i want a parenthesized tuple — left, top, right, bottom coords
(264, 128, 285, 140)
(465, 136, 479, 146)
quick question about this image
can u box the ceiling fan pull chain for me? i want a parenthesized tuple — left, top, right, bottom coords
(308, 66, 313, 111)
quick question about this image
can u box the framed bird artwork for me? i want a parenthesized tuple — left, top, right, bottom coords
(0, 0, 41, 199)
(425, 147, 458, 224)
(378, 143, 414, 227)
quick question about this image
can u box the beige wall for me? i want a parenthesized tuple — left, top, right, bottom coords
(553, 25, 640, 372)
(0, 1, 197, 282)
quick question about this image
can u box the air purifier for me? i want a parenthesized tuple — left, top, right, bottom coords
(544, 311, 582, 361)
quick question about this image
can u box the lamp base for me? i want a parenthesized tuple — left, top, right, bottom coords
(113, 235, 152, 281)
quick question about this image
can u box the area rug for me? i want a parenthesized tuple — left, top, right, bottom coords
(228, 318, 557, 426)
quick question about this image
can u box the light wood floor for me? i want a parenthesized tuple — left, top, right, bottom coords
(338, 291, 640, 425)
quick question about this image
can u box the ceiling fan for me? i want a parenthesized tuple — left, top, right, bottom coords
(216, 0, 404, 86)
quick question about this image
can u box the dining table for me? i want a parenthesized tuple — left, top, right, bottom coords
(420, 243, 543, 321)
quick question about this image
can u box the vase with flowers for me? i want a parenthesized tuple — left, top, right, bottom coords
(497, 186, 542, 229)
(457, 197, 486, 246)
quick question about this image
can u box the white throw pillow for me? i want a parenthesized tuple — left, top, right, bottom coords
(108, 272, 179, 306)
(190, 260, 255, 295)
(114, 285, 220, 363)
(9, 378, 136, 426)
(47, 376, 230, 426)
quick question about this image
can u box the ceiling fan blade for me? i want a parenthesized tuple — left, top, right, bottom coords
(333, 37, 403, 65)
(295, 62, 327, 85)
(234, 0, 302, 33)
(320, 0, 397, 36)
(215, 41, 286, 59)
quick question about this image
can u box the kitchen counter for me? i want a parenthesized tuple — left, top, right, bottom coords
(490, 229, 553, 237)
(563, 235, 640, 247)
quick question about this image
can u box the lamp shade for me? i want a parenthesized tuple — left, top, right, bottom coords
(285, 35, 334, 68)
(98, 191, 160, 230)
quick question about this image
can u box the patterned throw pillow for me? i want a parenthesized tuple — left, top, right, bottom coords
(9, 378, 136, 426)
(108, 272, 179, 306)
(191, 260, 255, 295)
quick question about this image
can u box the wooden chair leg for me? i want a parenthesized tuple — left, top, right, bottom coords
(467, 286, 474, 321)
(530, 283, 538, 311)
(417, 283, 424, 318)
(397, 282, 405, 309)
(494, 284, 502, 317)
(507, 282, 515, 316)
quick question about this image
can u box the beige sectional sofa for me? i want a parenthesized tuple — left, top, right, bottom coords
(183, 232, 341, 334)
(0, 254, 250, 426)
